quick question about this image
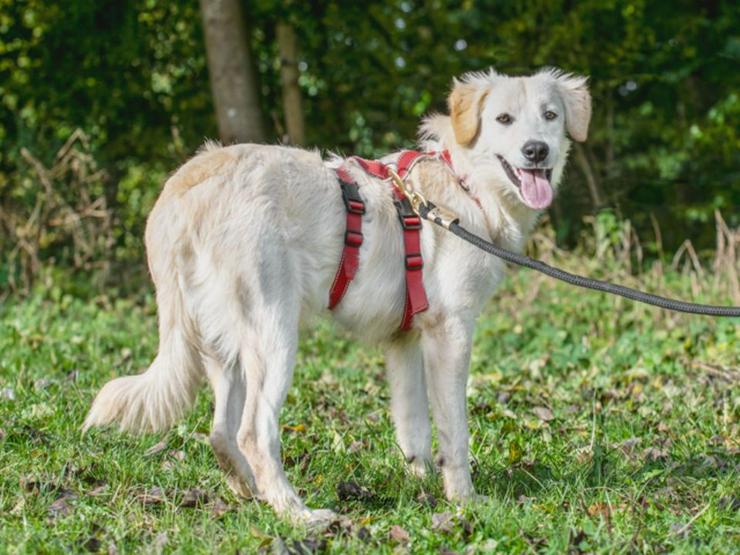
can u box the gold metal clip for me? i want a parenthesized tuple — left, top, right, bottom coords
(387, 168, 427, 214)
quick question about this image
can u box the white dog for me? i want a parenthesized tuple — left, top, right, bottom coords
(84, 67, 591, 525)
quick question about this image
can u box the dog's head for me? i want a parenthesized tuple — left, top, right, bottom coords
(445, 68, 591, 210)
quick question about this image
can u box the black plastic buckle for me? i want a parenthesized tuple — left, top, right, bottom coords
(340, 180, 365, 215)
(405, 254, 423, 270)
(394, 198, 422, 230)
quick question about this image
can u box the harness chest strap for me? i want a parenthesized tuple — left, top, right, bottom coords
(328, 150, 439, 330)
(328, 166, 366, 310)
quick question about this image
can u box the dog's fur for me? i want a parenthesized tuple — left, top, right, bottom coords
(84, 67, 591, 525)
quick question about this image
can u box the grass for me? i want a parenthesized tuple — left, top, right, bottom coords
(1, 226, 738, 554)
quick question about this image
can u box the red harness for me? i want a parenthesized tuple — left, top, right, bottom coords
(329, 150, 452, 331)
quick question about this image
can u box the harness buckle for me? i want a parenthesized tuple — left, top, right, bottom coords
(340, 180, 366, 215)
(344, 229, 363, 247)
(394, 198, 422, 230)
(405, 254, 423, 270)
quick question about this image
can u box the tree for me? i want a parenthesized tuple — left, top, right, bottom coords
(199, 0, 265, 144)
(277, 22, 305, 145)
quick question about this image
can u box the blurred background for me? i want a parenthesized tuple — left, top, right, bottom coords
(0, 0, 737, 297)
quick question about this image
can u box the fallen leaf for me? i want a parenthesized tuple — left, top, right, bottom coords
(49, 492, 76, 518)
(337, 481, 372, 501)
(575, 446, 593, 464)
(532, 406, 554, 421)
(417, 491, 437, 508)
(643, 447, 669, 462)
(348, 440, 363, 453)
(34, 379, 52, 390)
(290, 538, 327, 553)
(431, 511, 455, 533)
(210, 497, 231, 517)
(283, 424, 306, 433)
(88, 483, 108, 496)
(144, 441, 168, 457)
(587, 502, 611, 518)
(389, 524, 410, 543)
(169, 450, 186, 461)
(80, 536, 101, 552)
(137, 487, 165, 505)
(180, 488, 207, 508)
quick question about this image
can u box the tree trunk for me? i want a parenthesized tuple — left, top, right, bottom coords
(573, 142, 605, 208)
(277, 22, 305, 145)
(199, 0, 265, 144)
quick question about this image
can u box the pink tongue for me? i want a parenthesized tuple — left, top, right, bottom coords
(518, 169, 553, 209)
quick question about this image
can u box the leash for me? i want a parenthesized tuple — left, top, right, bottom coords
(385, 168, 740, 318)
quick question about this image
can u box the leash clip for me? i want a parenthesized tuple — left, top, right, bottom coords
(387, 168, 427, 215)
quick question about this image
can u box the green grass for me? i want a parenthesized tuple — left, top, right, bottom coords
(1, 250, 738, 554)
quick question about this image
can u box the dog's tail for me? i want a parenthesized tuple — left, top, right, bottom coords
(83, 279, 202, 434)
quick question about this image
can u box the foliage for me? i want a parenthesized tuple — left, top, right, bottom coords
(1, 232, 737, 552)
(1, 1, 738, 293)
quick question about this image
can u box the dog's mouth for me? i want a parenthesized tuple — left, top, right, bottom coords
(497, 155, 554, 210)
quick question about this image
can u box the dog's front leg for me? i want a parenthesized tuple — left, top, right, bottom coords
(385, 337, 432, 477)
(422, 317, 475, 501)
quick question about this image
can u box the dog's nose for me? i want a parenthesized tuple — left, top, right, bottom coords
(521, 140, 549, 164)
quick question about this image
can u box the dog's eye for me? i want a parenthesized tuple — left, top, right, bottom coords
(496, 113, 513, 125)
(544, 111, 558, 121)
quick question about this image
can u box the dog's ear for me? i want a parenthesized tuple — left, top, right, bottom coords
(553, 72, 592, 142)
(448, 79, 489, 147)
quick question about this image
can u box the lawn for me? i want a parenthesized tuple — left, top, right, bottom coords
(1, 230, 738, 554)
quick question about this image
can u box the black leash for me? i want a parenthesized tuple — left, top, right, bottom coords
(419, 202, 740, 318)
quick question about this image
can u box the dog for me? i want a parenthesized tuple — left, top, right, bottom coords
(84, 67, 591, 525)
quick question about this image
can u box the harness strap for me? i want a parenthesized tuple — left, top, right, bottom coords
(328, 166, 366, 309)
(328, 149, 448, 330)
(391, 187, 429, 330)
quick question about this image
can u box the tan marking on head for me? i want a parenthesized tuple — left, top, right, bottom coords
(448, 81, 490, 147)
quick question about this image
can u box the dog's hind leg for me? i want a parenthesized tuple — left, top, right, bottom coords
(236, 298, 337, 526)
(385, 337, 432, 477)
(205, 354, 257, 498)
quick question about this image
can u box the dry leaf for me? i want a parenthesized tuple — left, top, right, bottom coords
(144, 441, 168, 457)
(337, 481, 372, 501)
(587, 502, 611, 518)
(431, 511, 455, 533)
(643, 447, 669, 461)
(389, 524, 410, 543)
(417, 491, 437, 508)
(180, 488, 207, 508)
(49, 492, 75, 518)
(210, 497, 231, 517)
(137, 487, 165, 505)
(532, 406, 555, 421)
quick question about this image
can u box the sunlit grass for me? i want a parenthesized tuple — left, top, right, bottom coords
(1, 227, 737, 553)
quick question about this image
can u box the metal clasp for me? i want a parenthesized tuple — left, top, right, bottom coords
(387, 168, 427, 215)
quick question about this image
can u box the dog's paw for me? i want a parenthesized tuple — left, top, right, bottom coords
(406, 455, 433, 478)
(297, 508, 339, 530)
(225, 474, 254, 499)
